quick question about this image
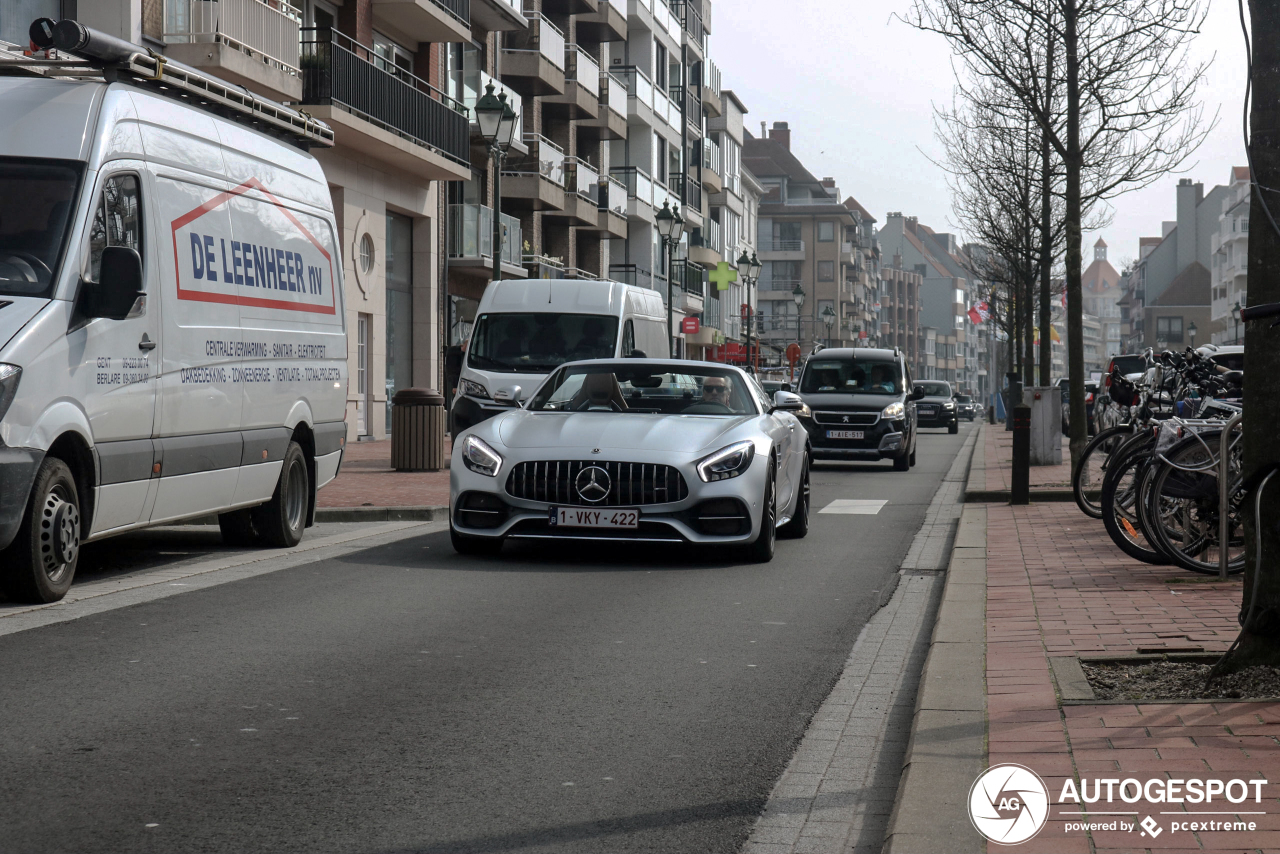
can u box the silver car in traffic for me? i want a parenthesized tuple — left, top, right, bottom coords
(449, 360, 811, 561)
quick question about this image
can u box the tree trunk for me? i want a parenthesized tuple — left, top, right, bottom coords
(1039, 126, 1053, 387)
(1024, 264, 1036, 387)
(1064, 0, 1087, 470)
(1221, 0, 1280, 670)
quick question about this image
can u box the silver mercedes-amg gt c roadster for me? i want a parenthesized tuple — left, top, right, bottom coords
(449, 360, 812, 561)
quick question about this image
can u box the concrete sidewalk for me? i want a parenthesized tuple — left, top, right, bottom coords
(965, 423, 1075, 502)
(885, 423, 1280, 853)
(316, 438, 450, 516)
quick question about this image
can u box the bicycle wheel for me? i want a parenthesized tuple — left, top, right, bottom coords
(1073, 424, 1132, 518)
(1100, 438, 1171, 565)
(1146, 432, 1245, 575)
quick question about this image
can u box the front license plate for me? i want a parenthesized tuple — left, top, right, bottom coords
(549, 507, 639, 529)
(826, 430, 864, 440)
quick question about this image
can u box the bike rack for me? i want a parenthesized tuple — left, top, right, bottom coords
(1219, 412, 1243, 580)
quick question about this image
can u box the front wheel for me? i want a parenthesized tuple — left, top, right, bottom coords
(909, 445, 917, 467)
(948, 422, 959, 434)
(778, 457, 809, 539)
(893, 452, 909, 471)
(251, 441, 309, 548)
(745, 461, 777, 562)
(1073, 424, 1131, 519)
(0, 457, 81, 603)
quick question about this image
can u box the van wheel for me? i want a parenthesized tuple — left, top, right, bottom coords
(218, 509, 259, 547)
(0, 457, 81, 603)
(251, 442, 309, 548)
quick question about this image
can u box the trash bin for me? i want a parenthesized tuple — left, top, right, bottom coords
(391, 388, 446, 472)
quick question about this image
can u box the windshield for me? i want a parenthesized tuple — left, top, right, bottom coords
(468, 312, 619, 373)
(530, 364, 759, 416)
(955, 395, 972, 403)
(0, 158, 83, 299)
(917, 382, 951, 397)
(801, 358, 902, 395)
(1111, 355, 1146, 375)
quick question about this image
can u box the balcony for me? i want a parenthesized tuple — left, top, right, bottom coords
(758, 239, 805, 261)
(679, 1, 706, 59)
(577, 71, 628, 141)
(543, 0, 597, 14)
(595, 175, 629, 238)
(840, 241, 856, 265)
(455, 69, 525, 154)
(760, 277, 803, 293)
(501, 13, 566, 96)
(549, 157, 600, 226)
(448, 204, 526, 278)
(608, 264, 657, 290)
(700, 59, 722, 118)
(577, 0, 627, 41)
(609, 166, 673, 225)
(672, 259, 706, 314)
(370, 0, 470, 44)
(300, 29, 470, 181)
(164, 0, 302, 102)
(689, 218, 722, 266)
(668, 174, 702, 224)
(523, 253, 566, 278)
(700, 136, 723, 194)
(502, 134, 567, 210)
(470, 0, 529, 31)
(546, 44, 600, 119)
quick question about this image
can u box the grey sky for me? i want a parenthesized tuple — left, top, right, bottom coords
(714, 0, 1250, 272)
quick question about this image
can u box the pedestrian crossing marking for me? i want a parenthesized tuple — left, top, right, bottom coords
(819, 499, 888, 515)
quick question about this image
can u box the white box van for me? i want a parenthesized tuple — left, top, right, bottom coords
(0, 27, 346, 603)
(451, 279, 667, 433)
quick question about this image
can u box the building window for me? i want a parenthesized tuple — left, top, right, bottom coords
(359, 233, 375, 274)
(1156, 316, 1184, 343)
(385, 212, 413, 432)
(818, 221, 834, 242)
(818, 261, 834, 281)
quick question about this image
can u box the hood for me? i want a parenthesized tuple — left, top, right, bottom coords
(0, 296, 50, 354)
(496, 410, 750, 454)
(918, 395, 954, 404)
(799, 392, 898, 411)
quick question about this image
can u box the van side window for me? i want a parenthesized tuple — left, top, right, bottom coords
(622, 319, 635, 356)
(88, 174, 142, 283)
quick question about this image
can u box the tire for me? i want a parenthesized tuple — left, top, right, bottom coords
(218, 509, 260, 546)
(251, 441, 309, 548)
(450, 521, 503, 555)
(1100, 440, 1170, 565)
(0, 457, 81, 603)
(948, 422, 959, 434)
(909, 446, 917, 467)
(745, 460, 777, 562)
(1145, 433, 1245, 575)
(893, 452, 909, 471)
(1073, 425, 1131, 519)
(779, 457, 809, 539)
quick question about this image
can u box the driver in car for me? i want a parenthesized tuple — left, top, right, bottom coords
(701, 376, 732, 406)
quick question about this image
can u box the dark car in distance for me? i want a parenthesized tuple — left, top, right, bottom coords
(793, 348, 918, 471)
(914, 380, 959, 433)
(954, 393, 978, 421)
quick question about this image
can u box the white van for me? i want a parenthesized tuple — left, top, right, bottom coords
(451, 279, 667, 433)
(0, 26, 347, 602)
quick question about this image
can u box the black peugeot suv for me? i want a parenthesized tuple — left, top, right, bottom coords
(914, 380, 959, 433)
(794, 348, 919, 471)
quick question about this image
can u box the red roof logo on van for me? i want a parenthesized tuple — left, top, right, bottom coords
(169, 177, 336, 315)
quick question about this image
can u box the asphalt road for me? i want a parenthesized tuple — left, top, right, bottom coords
(0, 423, 974, 854)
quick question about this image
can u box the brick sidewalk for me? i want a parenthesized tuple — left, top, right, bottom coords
(316, 438, 451, 508)
(984, 500, 1280, 853)
(976, 424, 1074, 492)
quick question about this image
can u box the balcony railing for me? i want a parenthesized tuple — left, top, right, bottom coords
(600, 72, 627, 114)
(602, 175, 627, 216)
(611, 166, 653, 207)
(609, 263, 655, 290)
(760, 239, 804, 252)
(301, 29, 469, 166)
(669, 174, 701, 210)
(566, 157, 599, 202)
(703, 136, 722, 174)
(672, 259, 706, 295)
(507, 134, 566, 185)
(703, 58, 721, 98)
(510, 12, 566, 69)
(166, 0, 301, 74)
(760, 277, 803, 292)
(680, 2, 706, 50)
(448, 204, 522, 267)
(608, 0, 627, 13)
(781, 195, 841, 206)
(565, 44, 600, 97)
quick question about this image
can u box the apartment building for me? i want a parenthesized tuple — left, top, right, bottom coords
(879, 255, 923, 375)
(843, 197, 882, 348)
(742, 122, 863, 355)
(1210, 167, 1250, 345)
(68, 0, 474, 441)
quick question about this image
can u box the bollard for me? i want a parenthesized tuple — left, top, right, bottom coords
(1011, 402, 1031, 505)
(988, 405, 996, 425)
(1004, 373, 1023, 432)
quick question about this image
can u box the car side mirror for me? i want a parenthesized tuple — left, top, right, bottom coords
(85, 246, 144, 320)
(781, 382, 793, 393)
(493, 385, 523, 406)
(772, 390, 804, 412)
(910, 386, 927, 401)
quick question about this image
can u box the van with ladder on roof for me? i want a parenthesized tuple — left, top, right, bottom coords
(0, 20, 347, 603)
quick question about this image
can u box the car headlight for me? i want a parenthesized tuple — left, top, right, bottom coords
(461, 434, 503, 477)
(943, 401, 956, 409)
(460, 378, 490, 399)
(881, 401, 905, 420)
(0, 364, 20, 422)
(696, 440, 756, 482)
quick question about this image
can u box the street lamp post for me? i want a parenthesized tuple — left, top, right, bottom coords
(822, 304, 835, 348)
(656, 201, 685, 357)
(473, 83, 518, 284)
(1188, 320, 1197, 349)
(791, 284, 805, 379)
(1232, 301, 1242, 344)
(736, 250, 761, 372)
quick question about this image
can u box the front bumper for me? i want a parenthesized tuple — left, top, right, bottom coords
(803, 417, 907, 461)
(916, 407, 957, 427)
(0, 445, 43, 550)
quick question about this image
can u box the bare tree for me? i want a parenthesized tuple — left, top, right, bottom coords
(908, 0, 1214, 468)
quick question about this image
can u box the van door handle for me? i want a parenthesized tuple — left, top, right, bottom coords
(138, 334, 156, 351)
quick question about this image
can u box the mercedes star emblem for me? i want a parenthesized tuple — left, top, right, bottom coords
(575, 465, 611, 503)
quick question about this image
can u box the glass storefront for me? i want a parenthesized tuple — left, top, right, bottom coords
(385, 211, 413, 431)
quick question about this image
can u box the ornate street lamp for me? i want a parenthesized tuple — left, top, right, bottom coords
(736, 250, 755, 372)
(474, 83, 518, 284)
(1188, 320, 1197, 349)
(1232, 301, 1242, 344)
(822, 304, 836, 348)
(656, 200, 685, 357)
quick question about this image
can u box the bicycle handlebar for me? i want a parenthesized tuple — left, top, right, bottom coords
(1240, 301, 1280, 323)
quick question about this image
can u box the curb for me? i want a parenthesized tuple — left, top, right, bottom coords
(961, 424, 1079, 502)
(316, 505, 448, 523)
(882, 438, 987, 854)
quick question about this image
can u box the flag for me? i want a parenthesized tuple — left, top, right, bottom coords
(1033, 326, 1062, 345)
(967, 301, 991, 325)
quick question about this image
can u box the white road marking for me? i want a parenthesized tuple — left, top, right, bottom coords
(819, 499, 888, 515)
